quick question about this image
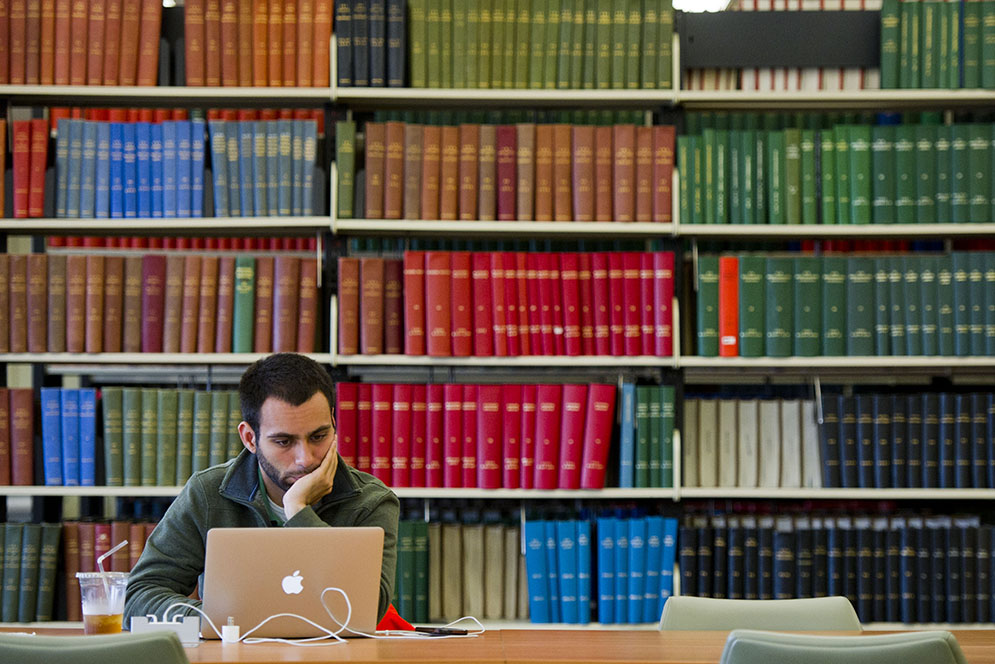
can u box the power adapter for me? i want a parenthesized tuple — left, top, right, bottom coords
(221, 617, 240, 643)
(130, 615, 201, 646)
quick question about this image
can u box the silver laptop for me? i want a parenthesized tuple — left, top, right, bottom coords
(202, 527, 384, 638)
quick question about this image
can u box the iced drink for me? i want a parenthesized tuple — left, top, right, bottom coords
(76, 571, 128, 635)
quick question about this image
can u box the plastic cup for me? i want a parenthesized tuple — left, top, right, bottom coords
(76, 571, 129, 634)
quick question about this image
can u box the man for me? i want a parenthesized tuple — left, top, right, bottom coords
(124, 353, 399, 624)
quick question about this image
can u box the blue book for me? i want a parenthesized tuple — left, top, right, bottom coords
(79, 121, 98, 218)
(524, 520, 550, 623)
(55, 119, 70, 217)
(78, 388, 97, 486)
(135, 122, 152, 217)
(619, 383, 636, 487)
(545, 520, 561, 623)
(643, 516, 664, 623)
(207, 120, 229, 217)
(277, 119, 293, 215)
(614, 518, 629, 623)
(108, 122, 125, 218)
(150, 122, 164, 217)
(190, 118, 206, 217)
(291, 120, 303, 216)
(161, 120, 178, 218)
(59, 389, 80, 486)
(556, 520, 579, 624)
(252, 121, 268, 216)
(576, 519, 592, 624)
(238, 121, 254, 216)
(176, 120, 192, 217)
(95, 122, 111, 218)
(596, 517, 616, 624)
(122, 122, 138, 218)
(67, 119, 84, 218)
(627, 518, 646, 624)
(225, 120, 241, 216)
(302, 119, 317, 215)
(266, 121, 280, 215)
(39, 388, 63, 486)
(660, 518, 678, 616)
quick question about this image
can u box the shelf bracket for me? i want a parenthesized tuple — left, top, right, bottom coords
(813, 375, 823, 425)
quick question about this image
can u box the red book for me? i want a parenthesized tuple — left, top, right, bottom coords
(0, 255, 8, 353)
(613, 124, 636, 222)
(594, 125, 613, 221)
(501, 384, 521, 489)
(28, 118, 49, 218)
(502, 252, 520, 356)
(370, 383, 393, 484)
(557, 383, 588, 489)
(559, 252, 581, 356)
(533, 384, 562, 489)
(476, 384, 503, 489)
(356, 383, 373, 473)
(10, 0, 28, 84)
(335, 382, 358, 467)
(135, 0, 162, 85)
(383, 121, 404, 219)
(536, 253, 555, 355)
(579, 383, 617, 489)
(718, 255, 740, 357)
(442, 383, 462, 488)
(515, 252, 531, 355)
(607, 253, 624, 356)
(402, 251, 426, 355)
(86, 0, 105, 85)
(390, 383, 412, 487)
(184, 0, 205, 85)
(11, 121, 31, 218)
(102, 0, 121, 84)
(383, 258, 403, 354)
(471, 252, 494, 356)
(548, 254, 565, 355)
(621, 252, 642, 356)
(519, 384, 537, 489)
(25, 0, 41, 83)
(552, 123, 572, 221)
(458, 123, 479, 220)
(409, 385, 427, 487)
(0, 388, 9, 485)
(489, 252, 508, 356)
(653, 251, 675, 356)
(52, 0, 70, 83)
(118, 0, 140, 84)
(653, 125, 676, 222)
(0, 0, 10, 83)
(578, 252, 595, 355)
(635, 125, 653, 222)
(141, 254, 167, 353)
(496, 125, 517, 221)
(534, 124, 553, 221)
(439, 125, 459, 220)
(10, 389, 34, 485)
(364, 122, 385, 218)
(450, 251, 472, 356)
(337, 257, 360, 355)
(359, 257, 384, 355)
(639, 252, 655, 355)
(461, 384, 478, 488)
(525, 253, 542, 354)
(425, 251, 451, 356)
(425, 384, 444, 488)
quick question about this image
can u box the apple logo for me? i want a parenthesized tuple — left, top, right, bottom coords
(281, 570, 304, 595)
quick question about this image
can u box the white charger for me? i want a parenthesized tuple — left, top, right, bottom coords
(221, 617, 240, 643)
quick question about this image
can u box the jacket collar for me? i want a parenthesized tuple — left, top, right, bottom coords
(218, 449, 360, 508)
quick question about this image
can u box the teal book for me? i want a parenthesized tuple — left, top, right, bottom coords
(766, 131, 785, 225)
(783, 128, 801, 224)
(986, 252, 995, 354)
(741, 129, 756, 225)
(914, 124, 937, 223)
(950, 124, 969, 223)
(848, 124, 872, 225)
(887, 257, 907, 356)
(902, 256, 923, 356)
(793, 256, 821, 357)
(16, 524, 41, 622)
(920, 0, 941, 88)
(834, 126, 851, 225)
(936, 254, 955, 355)
(893, 125, 916, 224)
(946, 0, 961, 89)
(821, 256, 847, 356)
(209, 390, 231, 467)
(919, 255, 939, 355)
(819, 129, 836, 224)
(873, 258, 892, 356)
(696, 255, 719, 357)
(963, 0, 981, 87)
(691, 135, 704, 224)
(984, 0, 995, 88)
(799, 129, 817, 224)
(899, 0, 921, 88)
(846, 257, 875, 356)
(871, 125, 896, 224)
(764, 256, 793, 357)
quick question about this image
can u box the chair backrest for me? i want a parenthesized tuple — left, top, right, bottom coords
(719, 629, 968, 664)
(658, 596, 861, 631)
(0, 630, 189, 664)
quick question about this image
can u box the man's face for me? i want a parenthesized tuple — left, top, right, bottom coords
(239, 392, 335, 499)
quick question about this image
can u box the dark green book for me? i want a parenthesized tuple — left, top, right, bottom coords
(634, 385, 651, 487)
(647, 390, 662, 487)
(175, 389, 195, 484)
(122, 388, 142, 486)
(677, 134, 693, 224)
(556, 0, 572, 88)
(764, 256, 793, 357)
(569, 0, 584, 88)
(894, 125, 916, 224)
(968, 252, 986, 355)
(625, 0, 640, 89)
(34, 523, 61, 622)
(983, 0, 995, 88)
(413, 520, 429, 622)
(692, 134, 704, 223)
(479, 0, 495, 89)
(192, 390, 213, 473)
(2, 523, 23, 622)
(766, 130, 785, 225)
(595, 0, 611, 88)
(821, 256, 847, 356)
(209, 390, 231, 467)
(987, 252, 995, 355)
(395, 520, 416, 618)
(702, 128, 716, 225)
(660, 385, 675, 488)
(426, 0, 442, 87)
(335, 121, 356, 219)
(528, 0, 546, 88)
(610, 0, 626, 88)
(915, 124, 937, 223)
(16, 524, 41, 622)
(228, 391, 243, 460)
(232, 255, 256, 353)
(466, 0, 481, 88)
(658, 0, 673, 89)
(783, 128, 801, 224)
(880, 0, 900, 87)
(919, 255, 939, 355)
(946, 0, 961, 89)
(101, 387, 124, 486)
(140, 388, 158, 487)
(873, 258, 892, 356)
(950, 125, 970, 223)
(729, 130, 742, 224)
(441, 0, 454, 87)
(964, 0, 982, 87)
(920, 0, 941, 87)
(754, 126, 767, 224)
(696, 254, 719, 356)
(968, 124, 991, 222)
(952, 251, 971, 356)
(938, 0, 950, 88)
(742, 129, 756, 225)
(903, 256, 923, 356)
(793, 256, 821, 357)
(934, 125, 952, 221)
(834, 126, 851, 225)
(819, 129, 836, 224)
(871, 125, 895, 224)
(640, 0, 658, 89)
(899, 0, 920, 88)
(581, 0, 596, 89)
(715, 130, 728, 224)
(846, 257, 875, 356)
(936, 254, 955, 355)
(887, 257, 907, 356)
(848, 125, 872, 225)
(454, 0, 469, 87)
(800, 129, 817, 224)
(156, 389, 179, 487)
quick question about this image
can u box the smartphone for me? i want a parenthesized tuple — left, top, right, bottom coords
(414, 626, 469, 636)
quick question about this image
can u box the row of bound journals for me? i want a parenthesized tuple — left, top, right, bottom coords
(0, 253, 320, 355)
(696, 252, 995, 358)
(338, 250, 676, 357)
(679, 511, 992, 625)
(336, 121, 676, 223)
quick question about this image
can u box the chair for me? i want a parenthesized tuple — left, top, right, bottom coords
(0, 630, 189, 664)
(658, 595, 861, 631)
(719, 629, 968, 664)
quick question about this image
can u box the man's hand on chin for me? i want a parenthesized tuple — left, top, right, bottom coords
(282, 437, 338, 519)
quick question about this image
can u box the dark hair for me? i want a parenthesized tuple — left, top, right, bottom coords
(239, 353, 336, 435)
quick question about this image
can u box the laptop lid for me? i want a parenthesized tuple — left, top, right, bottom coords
(202, 527, 384, 639)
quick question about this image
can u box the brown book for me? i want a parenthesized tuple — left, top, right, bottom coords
(40, 0, 56, 83)
(613, 124, 636, 222)
(204, 0, 222, 86)
(364, 121, 386, 219)
(635, 125, 653, 222)
(478, 124, 497, 221)
(77, 521, 96, 573)
(26, 254, 48, 353)
(253, 256, 274, 352)
(0, 255, 8, 352)
(0, 388, 9, 484)
(25, 0, 41, 83)
(101, 0, 121, 84)
(122, 256, 143, 353)
(553, 123, 573, 221)
(251, 0, 267, 85)
(161, 255, 184, 353)
(196, 255, 219, 354)
(185, 0, 206, 85)
(118, 0, 141, 85)
(8, 255, 27, 353)
(53, 0, 70, 84)
(594, 125, 613, 221)
(267, 0, 283, 86)
(237, 0, 253, 85)
(179, 255, 201, 354)
(312, 0, 332, 86)
(296, 257, 318, 352)
(420, 124, 442, 219)
(135, 0, 161, 85)
(384, 258, 403, 354)
(220, 0, 238, 85)
(534, 124, 554, 222)
(64, 254, 87, 353)
(127, 522, 144, 569)
(383, 121, 405, 219)
(652, 124, 675, 223)
(458, 124, 479, 220)
(110, 521, 130, 571)
(102, 255, 124, 352)
(515, 123, 535, 221)
(214, 255, 235, 352)
(281, 0, 297, 86)
(496, 126, 516, 221)
(337, 257, 360, 355)
(403, 124, 423, 220)
(9, 388, 34, 485)
(9, 0, 26, 84)
(572, 125, 595, 222)
(86, 0, 105, 85)
(46, 254, 66, 352)
(439, 125, 459, 221)
(272, 256, 300, 352)
(84, 255, 104, 353)
(297, 0, 314, 86)
(359, 257, 385, 355)
(62, 522, 82, 619)
(0, 119, 5, 217)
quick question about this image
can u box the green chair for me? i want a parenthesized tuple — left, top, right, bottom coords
(719, 629, 968, 664)
(658, 596, 861, 631)
(0, 630, 189, 664)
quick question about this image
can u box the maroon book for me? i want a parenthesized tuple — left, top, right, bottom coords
(409, 384, 427, 488)
(420, 125, 441, 220)
(383, 258, 403, 354)
(84, 255, 105, 353)
(337, 257, 360, 355)
(26, 254, 48, 353)
(495, 125, 517, 221)
(557, 383, 588, 489)
(458, 124, 479, 220)
(364, 122, 386, 219)
(0, 388, 9, 485)
(424, 252, 451, 356)
(383, 121, 405, 219)
(501, 384, 522, 489)
(141, 254, 167, 353)
(425, 384, 444, 488)
(635, 125, 654, 222)
(356, 384, 373, 473)
(471, 252, 494, 356)
(594, 125, 613, 221)
(439, 125, 460, 220)
(335, 382, 358, 467)
(519, 384, 537, 489)
(460, 384, 478, 488)
(450, 252, 473, 356)
(359, 257, 384, 355)
(272, 256, 301, 353)
(370, 383, 393, 484)
(64, 254, 85, 353)
(475, 384, 503, 489)
(196, 255, 219, 354)
(612, 124, 636, 222)
(442, 383, 462, 488)
(552, 123, 572, 221)
(9, 388, 34, 485)
(579, 383, 617, 489)
(533, 383, 562, 489)
(390, 383, 412, 487)
(572, 125, 595, 222)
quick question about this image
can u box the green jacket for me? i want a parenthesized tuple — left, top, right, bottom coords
(123, 450, 399, 625)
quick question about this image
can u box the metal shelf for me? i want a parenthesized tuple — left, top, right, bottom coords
(0, 217, 331, 237)
(0, 85, 332, 105)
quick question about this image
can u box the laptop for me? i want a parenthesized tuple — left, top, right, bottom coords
(202, 527, 384, 639)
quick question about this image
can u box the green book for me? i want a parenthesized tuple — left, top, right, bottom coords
(140, 388, 158, 486)
(887, 257, 907, 355)
(846, 257, 875, 356)
(951, 251, 971, 356)
(625, 0, 640, 89)
(764, 256, 793, 357)
(968, 123, 991, 222)
(834, 126, 852, 224)
(570, 0, 584, 88)
(715, 130, 728, 224)
(800, 129, 817, 224)
(466, 0, 481, 88)
(395, 520, 416, 617)
(454, 0, 468, 87)
(478, 0, 493, 88)
(412, 520, 429, 622)
(848, 124, 872, 225)
(894, 125, 917, 224)
(968, 251, 986, 355)
(677, 134, 693, 224)
(409, 0, 428, 87)
(754, 128, 766, 223)
(209, 390, 230, 467)
(228, 391, 242, 460)
(934, 127, 952, 221)
(873, 258, 892, 355)
(34, 523, 61, 622)
(937, 254, 955, 355)
(919, 255, 939, 355)
(819, 129, 837, 224)
(595, 0, 611, 88)
(871, 125, 896, 224)
(658, 0, 673, 89)
(16, 524, 41, 622)
(192, 390, 212, 473)
(543, 0, 559, 88)
(122, 388, 142, 486)
(914, 124, 937, 223)
(101, 387, 124, 486)
(946, 0, 961, 88)
(766, 130, 785, 225)
(660, 385, 675, 488)
(232, 255, 256, 352)
(647, 389, 662, 486)
(426, 0, 442, 87)
(156, 389, 179, 487)
(738, 254, 765, 357)
(610, 0, 626, 88)
(640, 0, 658, 89)
(821, 256, 847, 356)
(556, 0, 572, 88)
(441, 0, 453, 86)
(938, 0, 950, 88)
(880, 0, 900, 87)
(490, 0, 504, 88)
(634, 385, 651, 487)
(964, 0, 982, 87)
(175, 389, 195, 485)
(741, 129, 756, 225)
(899, 0, 920, 87)
(2, 523, 23, 622)
(582, 0, 596, 88)
(950, 124, 970, 222)
(983, 0, 995, 88)
(902, 256, 923, 356)
(692, 134, 704, 224)
(335, 121, 356, 219)
(920, 0, 941, 88)
(793, 256, 821, 357)
(702, 128, 716, 225)
(729, 130, 742, 224)
(527, 0, 545, 88)
(783, 128, 801, 224)
(910, 0, 922, 86)
(696, 254, 719, 356)
(985, 252, 995, 354)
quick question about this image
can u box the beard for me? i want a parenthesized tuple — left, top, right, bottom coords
(255, 447, 318, 494)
